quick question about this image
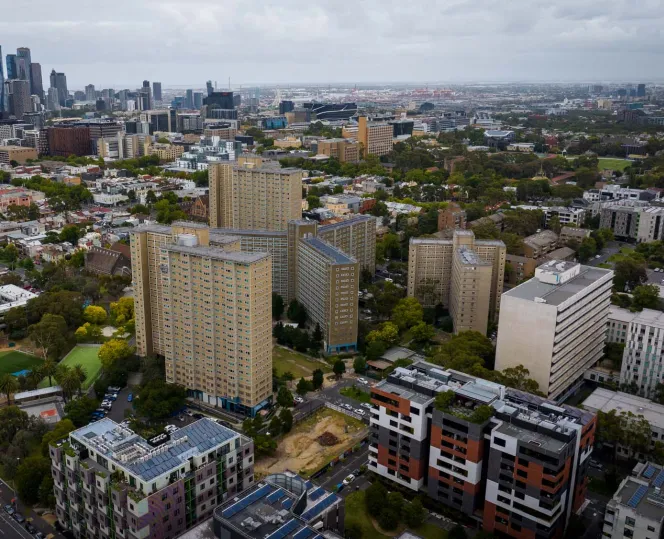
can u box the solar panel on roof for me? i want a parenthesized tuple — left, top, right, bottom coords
(654, 470, 664, 488)
(267, 489, 286, 503)
(309, 487, 325, 501)
(265, 518, 299, 539)
(643, 464, 658, 479)
(222, 484, 273, 518)
(281, 498, 293, 510)
(627, 484, 648, 508)
(304, 481, 313, 490)
(301, 494, 338, 521)
(293, 528, 315, 539)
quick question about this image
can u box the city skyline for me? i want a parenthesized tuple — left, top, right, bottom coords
(1, 0, 664, 87)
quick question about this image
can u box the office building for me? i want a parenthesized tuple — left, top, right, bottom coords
(369, 361, 596, 536)
(6, 54, 17, 80)
(132, 223, 273, 414)
(29, 63, 43, 99)
(496, 261, 613, 401)
(213, 471, 344, 539)
(0, 145, 38, 164)
(203, 123, 237, 140)
(139, 110, 172, 134)
(356, 116, 393, 158)
(193, 92, 204, 109)
(85, 84, 96, 102)
(145, 140, 184, 162)
(407, 231, 506, 334)
(0, 47, 4, 113)
(278, 100, 295, 114)
(204, 91, 234, 110)
(49, 70, 68, 106)
(637, 84, 646, 98)
(16, 47, 31, 84)
(437, 203, 466, 232)
(206, 80, 213, 96)
(50, 417, 255, 539)
(389, 119, 415, 137)
(23, 129, 49, 155)
(152, 82, 162, 102)
(185, 89, 193, 109)
(302, 102, 357, 120)
(4, 79, 31, 120)
(47, 125, 91, 157)
(316, 138, 360, 163)
(208, 162, 304, 231)
(615, 308, 664, 398)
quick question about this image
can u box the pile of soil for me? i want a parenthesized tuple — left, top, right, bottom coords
(316, 431, 340, 446)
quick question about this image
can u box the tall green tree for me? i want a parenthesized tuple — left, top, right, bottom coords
(272, 293, 285, 320)
(0, 374, 20, 405)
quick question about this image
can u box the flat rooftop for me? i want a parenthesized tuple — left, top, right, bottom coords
(303, 237, 356, 265)
(504, 264, 612, 306)
(612, 463, 664, 522)
(71, 418, 239, 482)
(582, 388, 664, 430)
(164, 243, 269, 263)
(494, 421, 567, 454)
(211, 227, 288, 238)
(457, 247, 491, 266)
(318, 215, 372, 232)
(216, 473, 340, 539)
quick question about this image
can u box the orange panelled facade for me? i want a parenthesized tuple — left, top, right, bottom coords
(376, 446, 425, 480)
(431, 425, 484, 463)
(514, 457, 571, 495)
(371, 387, 411, 416)
(429, 466, 481, 495)
(580, 417, 597, 452)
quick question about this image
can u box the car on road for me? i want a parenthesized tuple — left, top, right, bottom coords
(355, 409, 365, 416)
(34, 533, 46, 539)
(342, 474, 356, 486)
(589, 459, 604, 471)
(352, 468, 361, 476)
(343, 403, 353, 410)
(294, 396, 304, 404)
(357, 378, 368, 385)
(25, 522, 37, 534)
(361, 403, 371, 409)
(13, 512, 25, 523)
(105, 393, 118, 401)
(193, 413, 204, 419)
(101, 401, 112, 409)
(3, 503, 14, 515)
(127, 393, 133, 402)
(656, 268, 662, 273)
(595, 254, 601, 259)
(108, 386, 122, 393)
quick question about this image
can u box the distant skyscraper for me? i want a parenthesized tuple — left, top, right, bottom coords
(29, 63, 43, 99)
(204, 91, 234, 110)
(193, 92, 203, 109)
(152, 82, 162, 102)
(16, 47, 31, 87)
(206, 80, 213, 96)
(185, 89, 193, 109)
(0, 46, 4, 113)
(50, 69, 68, 106)
(85, 84, 96, 101)
(279, 100, 295, 114)
(4, 79, 31, 119)
(6, 54, 17, 80)
(47, 87, 61, 111)
(637, 84, 646, 98)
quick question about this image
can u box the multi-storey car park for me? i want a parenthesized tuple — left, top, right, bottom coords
(50, 418, 254, 539)
(368, 361, 596, 538)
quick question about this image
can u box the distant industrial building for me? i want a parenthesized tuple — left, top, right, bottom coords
(303, 102, 357, 121)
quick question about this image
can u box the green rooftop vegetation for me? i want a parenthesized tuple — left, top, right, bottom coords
(434, 390, 495, 424)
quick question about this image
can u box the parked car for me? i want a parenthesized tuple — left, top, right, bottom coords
(25, 522, 37, 534)
(361, 403, 371, 409)
(34, 533, 46, 539)
(127, 393, 133, 402)
(164, 424, 178, 433)
(357, 378, 368, 385)
(343, 403, 353, 410)
(108, 386, 122, 393)
(3, 503, 14, 515)
(13, 512, 25, 523)
(355, 409, 365, 416)
(342, 474, 356, 486)
(193, 413, 204, 419)
(589, 459, 604, 471)
(105, 393, 118, 401)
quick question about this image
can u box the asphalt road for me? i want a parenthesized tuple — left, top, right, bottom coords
(0, 478, 64, 539)
(315, 447, 370, 493)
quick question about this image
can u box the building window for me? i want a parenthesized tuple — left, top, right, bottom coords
(494, 437, 506, 447)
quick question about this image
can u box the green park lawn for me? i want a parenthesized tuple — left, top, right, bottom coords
(598, 158, 632, 171)
(39, 345, 102, 389)
(0, 350, 43, 375)
(340, 386, 371, 403)
(345, 491, 447, 539)
(272, 346, 331, 378)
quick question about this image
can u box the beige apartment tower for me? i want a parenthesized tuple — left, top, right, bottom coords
(208, 162, 304, 230)
(317, 138, 360, 163)
(357, 116, 393, 158)
(407, 230, 506, 334)
(131, 222, 271, 414)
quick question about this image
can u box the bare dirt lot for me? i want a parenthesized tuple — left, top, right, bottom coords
(255, 407, 368, 478)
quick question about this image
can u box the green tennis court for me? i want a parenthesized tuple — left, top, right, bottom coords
(39, 345, 102, 389)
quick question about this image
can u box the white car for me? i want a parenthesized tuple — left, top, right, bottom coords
(342, 474, 356, 486)
(101, 401, 112, 408)
(357, 378, 368, 385)
(344, 403, 353, 410)
(361, 403, 371, 409)
(355, 409, 365, 416)
(164, 424, 178, 433)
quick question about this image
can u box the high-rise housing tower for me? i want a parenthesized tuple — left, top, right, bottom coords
(84, 84, 96, 101)
(5, 54, 17, 80)
(208, 162, 304, 231)
(4, 79, 31, 119)
(152, 81, 162, 102)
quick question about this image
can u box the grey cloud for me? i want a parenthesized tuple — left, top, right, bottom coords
(0, 0, 662, 87)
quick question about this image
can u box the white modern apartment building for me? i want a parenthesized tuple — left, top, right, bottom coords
(620, 309, 664, 398)
(606, 306, 637, 344)
(495, 261, 614, 401)
(602, 462, 664, 539)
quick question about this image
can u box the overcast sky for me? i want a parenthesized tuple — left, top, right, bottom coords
(2, 0, 663, 89)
